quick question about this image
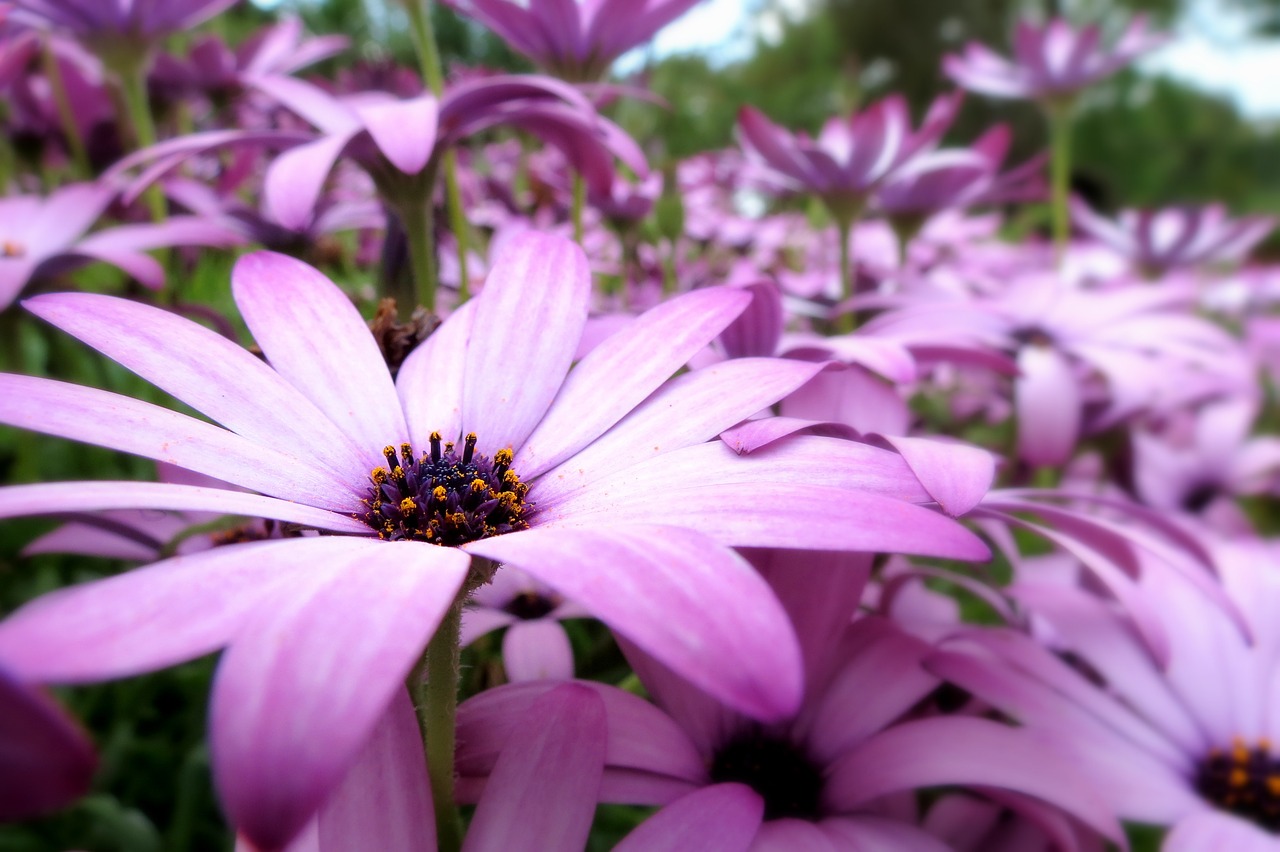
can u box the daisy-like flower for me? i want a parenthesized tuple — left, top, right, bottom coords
(11, 0, 237, 49)
(0, 232, 987, 850)
(456, 551, 1123, 850)
(442, 0, 703, 82)
(0, 182, 242, 310)
(943, 16, 1168, 106)
(1071, 198, 1275, 277)
(931, 534, 1280, 849)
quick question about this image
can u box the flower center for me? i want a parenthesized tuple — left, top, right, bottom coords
(357, 432, 531, 546)
(1196, 738, 1280, 832)
(502, 590, 560, 620)
(1181, 481, 1219, 514)
(709, 730, 823, 821)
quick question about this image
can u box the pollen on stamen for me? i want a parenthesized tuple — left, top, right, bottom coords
(355, 434, 532, 546)
(1197, 737, 1280, 831)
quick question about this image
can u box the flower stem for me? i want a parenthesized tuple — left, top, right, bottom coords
(116, 57, 166, 223)
(836, 216, 855, 333)
(572, 172, 586, 245)
(403, 0, 472, 302)
(1048, 106, 1073, 267)
(411, 596, 465, 852)
(41, 37, 90, 178)
(398, 196, 438, 315)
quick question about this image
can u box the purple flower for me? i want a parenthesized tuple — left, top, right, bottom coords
(932, 533, 1280, 847)
(737, 93, 961, 219)
(0, 665, 96, 821)
(12, 0, 238, 47)
(443, 0, 703, 81)
(151, 16, 348, 106)
(0, 232, 985, 850)
(457, 551, 1123, 848)
(0, 182, 242, 310)
(944, 16, 1168, 105)
(461, 566, 588, 682)
(1072, 197, 1275, 276)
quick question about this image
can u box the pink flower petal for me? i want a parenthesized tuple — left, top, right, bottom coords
(462, 684, 605, 852)
(462, 233, 590, 452)
(515, 287, 751, 478)
(502, 619, 575, 681)
(397, 299, 477, 447)
(0, 481, 368, 534)
(23, 294, 368, 477)
(616, 784, 763, 852)
(0, 669, 96, 820)
(0, 539, 381, 683)
(314, 691, 435, 852)
(351, 96, 438, 176)
(213, 541, 469, 851)
(826, 717, 1124, 844)
(233, 251, 407, 454)
(535, 358, 828, 500)
(466, 525, 803, 722)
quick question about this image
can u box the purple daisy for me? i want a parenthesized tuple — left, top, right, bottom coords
(456, 551, 1123, 849)
(932, 534, 1280, 848)
(0, 232, 986, 850)
(442, 0, 703, 82)
(944, 16, 1168, 105)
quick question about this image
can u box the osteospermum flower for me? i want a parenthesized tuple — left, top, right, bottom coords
(456, 551, 1123, 849)
(11, 0, 237, 47)
(443, 0, 703, 82)
(943, 16, 1168, 105)
(1071, 197, 1275, 277)
(0, 232, 987, 850)
(932, 534, 1280, 849)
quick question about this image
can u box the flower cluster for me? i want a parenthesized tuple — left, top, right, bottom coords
(0, 5, 1277, 852)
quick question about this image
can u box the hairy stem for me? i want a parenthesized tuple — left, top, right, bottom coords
(410, 596, 465, 852)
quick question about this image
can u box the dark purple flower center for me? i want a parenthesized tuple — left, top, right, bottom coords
(1196, 738, 1280, 832)
(502, 591, 559, 620)
(357, 432, 531, 546)
(709, 731, 823, 821)
(1181, 481, 1219, 514)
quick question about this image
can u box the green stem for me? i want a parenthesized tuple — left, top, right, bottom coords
(443, 152, 472, 303)
(41, 38, 90, 178)
(117, 59, 166, 223)
(398, 196, 438, 315)
(572, 172, 586, 246)
(836, 217, 855, 333)
(410, 596, 465, 852)
(403, 0, 472, 303)
(403, 0, 446, 95)
(1048, 107, 1073, 267)
(662, 238, 677, 297)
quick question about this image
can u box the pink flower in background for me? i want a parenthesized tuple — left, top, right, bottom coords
(457, 551, 1123, 850)
(461, 566, 588, 682)
(0, 665, 96, 821)
(0, 182, 242, 310)
(1071, 197, 1275, 276)
(944, 16, 1168, 104)
(443, 0, 704, 81)
(737, 93, 962, 216)
(12, 0, 238, 45)
(932, 534, 1280, 848)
